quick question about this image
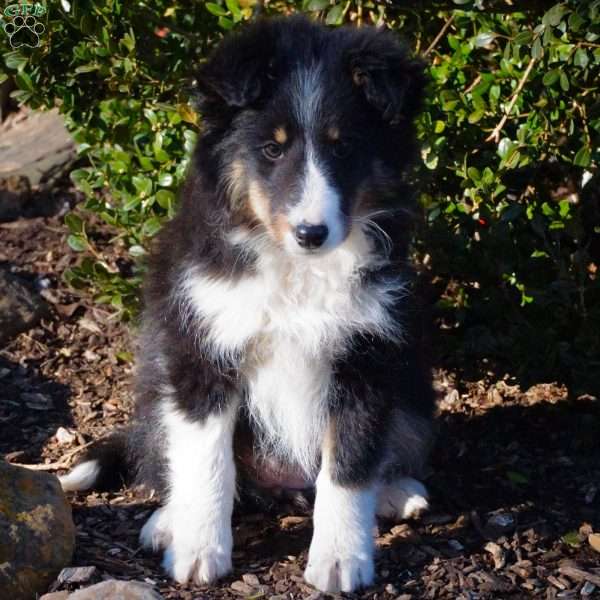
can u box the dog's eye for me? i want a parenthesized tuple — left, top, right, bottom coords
(262, 142, 284, 161)
(332, 140, 352, 159)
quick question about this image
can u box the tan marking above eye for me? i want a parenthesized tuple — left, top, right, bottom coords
(327, 126, 340, 141)
(273, 127, 288, 144)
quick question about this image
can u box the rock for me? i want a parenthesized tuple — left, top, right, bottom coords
(40, 593, 70, 600)
(0, 265, 50, 344)
(0, 108, 75, 188)
(56, 566, 98, 585)
(0, 461, 75, 600)
(68, 580, 163, 599)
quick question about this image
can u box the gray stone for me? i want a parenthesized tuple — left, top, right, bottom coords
(0, 461, 75, 600)
(0, 265, 50, 344)
(0, 107, 75, 187)
(68, 580, 164, 599)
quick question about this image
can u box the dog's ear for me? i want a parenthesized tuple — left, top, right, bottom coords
(347, 30, 427, 125)
(194, 21, 277, 124)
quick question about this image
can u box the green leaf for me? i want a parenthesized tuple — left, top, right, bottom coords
(468, 109, 485, 124)
(67, 234, 87, 252)
(128, 245, 146, 257)
(225, 0, 242, 21)
(65, 213, 84, 234)
(156, 189, 175, 209)
(562, 531, 582, 547)
(574, 146, 591, 167)
(326, 4, 345, 25)
(475, 32, 496, 47)
(4, 51, 28, 72)
(542, 4, 568, 27)
(306, 0, 330, 10)
(14, 72, 34, 93)
(157, 173, 174, 187)
(558, 200, 570, 218)
(218, 16, 234, 30)
(574, 48, 589, 69)
(142, 217, 162, 237)
(514, 30, 533, 45)
(542, 69, 560, 86)
(206, 2, 228, 16)
(560, 71, 569, 91)
(132, 175, 153, 196)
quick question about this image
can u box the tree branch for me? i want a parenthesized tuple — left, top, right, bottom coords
(486, 57, 536, 144)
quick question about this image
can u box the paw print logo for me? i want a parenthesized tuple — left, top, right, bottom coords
(3, 15, 45, 48)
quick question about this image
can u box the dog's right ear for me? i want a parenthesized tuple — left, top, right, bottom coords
(193, 21, 276, 125)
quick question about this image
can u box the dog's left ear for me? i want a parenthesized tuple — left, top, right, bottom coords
(347, 30, 427, 125)
(194, 21, 276, 124)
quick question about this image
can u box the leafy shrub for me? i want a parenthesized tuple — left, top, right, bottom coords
(1, 1, 598, 390)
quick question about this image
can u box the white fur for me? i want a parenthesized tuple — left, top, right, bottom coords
(292, 67, 323, 130)
(286, 150, 345, 252)
(376, 477, 429, 520)
(59, 459, 100, 492)
(305, 463, 376, 593)
(140, 401, 237, 585)
(181, 227, 403, 476)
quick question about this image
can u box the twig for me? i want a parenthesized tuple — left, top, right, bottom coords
(486, 57, 536, 143)
(423, 14, 455, 57)
(11, 441, 94, 471)
(464, 74, 482, 95)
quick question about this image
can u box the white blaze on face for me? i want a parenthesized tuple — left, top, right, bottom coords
(286, 150, 345, 253)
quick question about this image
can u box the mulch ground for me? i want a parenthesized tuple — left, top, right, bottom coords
(1, 210, 599, 599)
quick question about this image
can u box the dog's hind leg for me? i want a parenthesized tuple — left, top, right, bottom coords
(140, 400, 238, 586)
(376, 477, 429, 521)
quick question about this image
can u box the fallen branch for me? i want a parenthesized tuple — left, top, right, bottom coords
(486, 57, 536, 143)
(10, 441, 94, 471)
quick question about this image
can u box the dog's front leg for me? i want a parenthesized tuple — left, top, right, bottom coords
(140, 402, 237, 585)
(304, 448, 377, 593)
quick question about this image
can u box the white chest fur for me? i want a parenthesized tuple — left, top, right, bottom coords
(179, 229, 403, 474)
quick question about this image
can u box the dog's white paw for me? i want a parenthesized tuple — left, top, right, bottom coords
(163, 541, 232, 585)
(139, 506, 232, 585)
(140, 507, 172, 552)
(304, 551, 374, 593)
(376, 477, 429, 521)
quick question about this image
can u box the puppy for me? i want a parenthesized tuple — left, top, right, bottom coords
(60, 16, 435, 593)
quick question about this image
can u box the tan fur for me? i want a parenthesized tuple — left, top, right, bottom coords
(273, 126, 288, 144)
(248, 179, 272, 227)
(271, 213, 292, 242)
(327, 126, 340, 141)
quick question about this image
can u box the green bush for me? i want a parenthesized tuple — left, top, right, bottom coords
(1, 1, 599, 389)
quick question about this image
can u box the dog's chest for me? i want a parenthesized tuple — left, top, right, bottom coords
(183, 241, 399, 472)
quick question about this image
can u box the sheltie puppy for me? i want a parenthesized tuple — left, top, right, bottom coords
(60, 16, 435, 593)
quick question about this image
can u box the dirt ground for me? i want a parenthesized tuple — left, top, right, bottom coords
(1, 210, 599, 599)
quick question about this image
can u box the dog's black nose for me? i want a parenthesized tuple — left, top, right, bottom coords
(295, 223, 329, 249)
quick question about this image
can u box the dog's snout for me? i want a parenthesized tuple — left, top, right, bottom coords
(294, 223, 329, 249)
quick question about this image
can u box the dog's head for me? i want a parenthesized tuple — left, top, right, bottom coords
(193, 16, 426, 256)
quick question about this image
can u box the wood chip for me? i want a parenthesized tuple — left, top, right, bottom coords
(588, 533, 600, 554)
(558, 564, 600, 587)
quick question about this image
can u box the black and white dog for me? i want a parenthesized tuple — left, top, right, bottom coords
(60, 16, 435, 593)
